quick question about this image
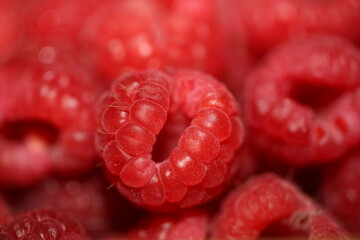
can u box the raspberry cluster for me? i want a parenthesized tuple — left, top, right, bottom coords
(1, 0, 360, 239)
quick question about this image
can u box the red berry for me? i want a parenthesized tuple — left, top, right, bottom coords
(244, 35, 360, 166)
(211, 173, 350, 240)
(320, 150, 360, 234)
(0, 208, 89, 240)
(19, 0, 100, 50)
(82, 0, 225, 82)
(125, 210, 209, 240)
(221, 0, 360, 54)
(17, 175, 117, 237)
(0, 61, 103, 187)
(96, 69, 244, 211)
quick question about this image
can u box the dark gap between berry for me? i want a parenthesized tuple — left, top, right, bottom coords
(289, 82, 343, 111)
(151, 112, 191, 162)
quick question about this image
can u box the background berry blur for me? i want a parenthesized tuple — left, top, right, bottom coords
(1, 0, 360, 239)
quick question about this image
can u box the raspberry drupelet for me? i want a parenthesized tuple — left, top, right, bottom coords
(244, 35, 360, 166)
(0, 208, 89, 240)
(96, 69, 244, 211)
(211, 173, 351, 240)
(0, 61, 104, 187)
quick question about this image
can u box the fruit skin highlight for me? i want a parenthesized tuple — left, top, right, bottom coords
(96, 69, 244, 211)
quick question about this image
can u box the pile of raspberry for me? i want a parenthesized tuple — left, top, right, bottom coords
(1, 0, 360, 239)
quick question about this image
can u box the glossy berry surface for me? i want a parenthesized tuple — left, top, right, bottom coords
(0, 208, 88, 240)
(244, 35, 360, 166)
(96, 69, 244, 210)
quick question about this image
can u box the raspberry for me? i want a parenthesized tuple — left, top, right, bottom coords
(125, 210, 209, 240)
(211, 173, 351, 240)
(320, 150, 360, 234)
(221, 0, 360, 54)
(244, 35, 360, 166)
(0, 208, 89, 240)
(0, 61, 103, 187)
(18, 0, 99, 52)
(15, 173, 139, 238)
(82, 0, 225, 82)
(96, 69, 244, 211)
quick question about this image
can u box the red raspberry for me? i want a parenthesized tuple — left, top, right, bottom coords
(15, 173, 141, 238)
(0, 61, 103, 187)
(18, 0, 100, 51)
(125, 210, 209, 240)
(0, 208, 89, 240)
(96, 69, 244, 211)
(221, 0, 360, 54)
(211, 173, 351, 240)
(82, 0, 225, 82)
(244, 35, 360, 166)
(320, 150, 360, 234)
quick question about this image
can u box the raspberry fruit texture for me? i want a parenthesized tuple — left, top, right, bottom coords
(125, 210, 209, 240)
(211, 173, 351, 240)
(0, 61, 103, 187)
(96, 69, 244, 211)
(221, 0, 360, 54)
(82, 0, 225, 82)
(320, 150, 360, 234)
(0, 208, 89, 240)
(244, 35, 360, 166)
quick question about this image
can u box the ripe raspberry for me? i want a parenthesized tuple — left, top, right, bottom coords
(0, 61, 103, 187)
(82, 0, 225, 82)
(16, 173, 141, 238)
(220, 0, 360, 54)
(320, 150, 360, 234)
(18, 0, 100, 51)
(244, 35, 360, 166)
(125, 210, 209, 240)
(211, 173, 351, 240)
(96, 69, 244, 211)
(0, 208, 89, 240)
